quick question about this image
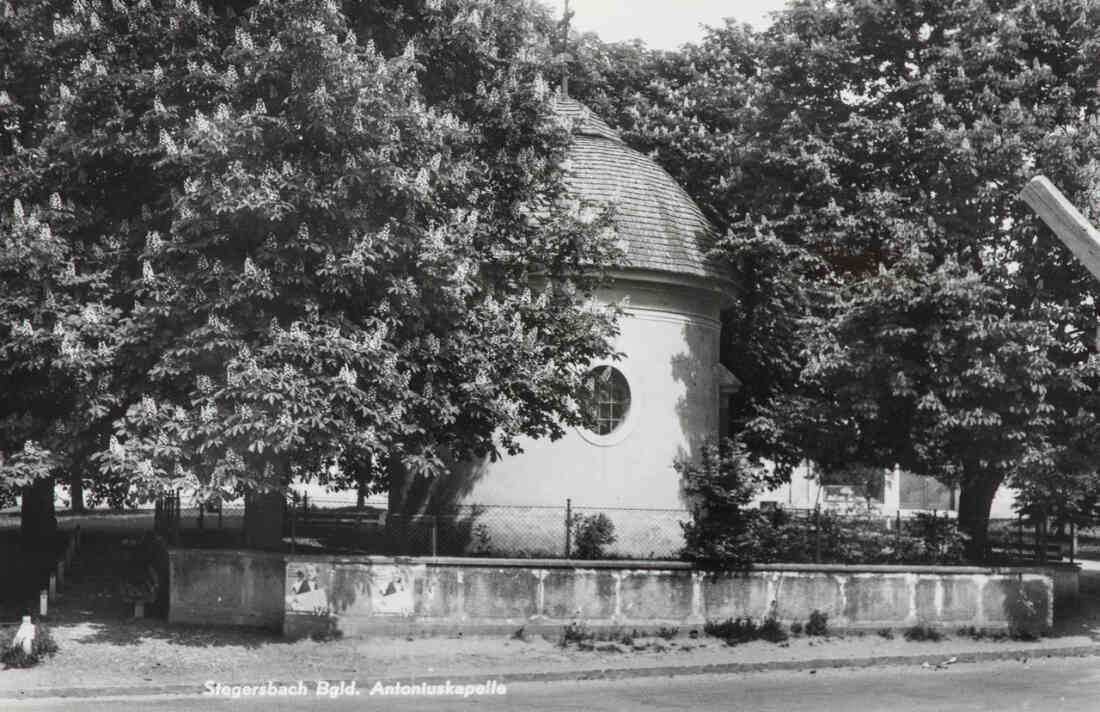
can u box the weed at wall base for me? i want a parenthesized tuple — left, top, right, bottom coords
(806, 610, 829, 637)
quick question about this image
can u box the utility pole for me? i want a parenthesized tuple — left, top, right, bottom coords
(1020, 176, 1100, 284)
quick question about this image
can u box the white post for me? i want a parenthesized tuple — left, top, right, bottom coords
(13, 616, 35, 655)
(883, 465, 901, 520)
(39, 590, 48, 616)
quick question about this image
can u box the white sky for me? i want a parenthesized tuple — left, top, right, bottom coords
(550, 0, 791, 50)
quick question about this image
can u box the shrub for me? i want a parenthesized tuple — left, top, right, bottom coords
(903, 623, 943, 642)
(656, 626, 679, 640)
(904, 513, 967, 563)
(877, 628, 894, 640)
(759, 616, 789, 643)
(2, 622, 59, 668)
(559, 623, 641, 648)
(677, 439, 973, 568)
(806, 610, 829, 637)
(560, 621, 591, 647)
(1010, 627, 1041, 641)
(469, 523, 494, 556)
(789, 621, 804, 636)
(704, 617, 758, 644)
(957, 626, 982, 640)
(679, 439, 776, 569)
(705, 616, 789, 645)
(572, 513, 617, 559)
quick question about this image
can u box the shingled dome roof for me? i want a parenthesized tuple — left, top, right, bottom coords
(552, 95, 728, 284)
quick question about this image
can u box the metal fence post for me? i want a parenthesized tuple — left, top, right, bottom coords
(173, 489, 181, 545)
(1034, 516, 1041, 562)
(289, 494, 297, 554)
(431, 515, 438, 558)
(1038, 512, 1048, 563)
(813, 506, 821, 564)
(564, 499, 572, 559)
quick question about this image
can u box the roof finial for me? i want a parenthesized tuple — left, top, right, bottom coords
(561, 0, 571, 97)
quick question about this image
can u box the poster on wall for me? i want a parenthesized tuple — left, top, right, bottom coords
(368, 564, 413, 616)
(286, 563, 330, 615)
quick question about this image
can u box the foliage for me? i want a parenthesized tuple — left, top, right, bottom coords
(468, 522, 494, 557)
(655, 626, 678, 640)
(681, 439, 967, 566)
(877, 628, 894, 640)
(956, 626, 1003, 641)
(705, 614, 788, 645)
(558, 621, 637, 648)
(678, 438, 775, 569)
(570, 0, 1100, 556)
(704, 617, 758, 645)
(752, 254, 1100, 557)
(903, 624, 944, 642)
(0, 0, 621, 512)
(805, 610, 828, 637)
(560, 620, 590, 647)
(571, 512, 616, 559)
(758, 615, 788, 644)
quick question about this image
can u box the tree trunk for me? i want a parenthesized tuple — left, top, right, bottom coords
(956, 475, 1002, 563)
(69, 471, 85, 513)
(243, 489, 285, 551)
(21, 477, 57, 544)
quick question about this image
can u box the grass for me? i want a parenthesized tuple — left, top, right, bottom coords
(559, 622, 640, 648)
(655, 626, 679, 640)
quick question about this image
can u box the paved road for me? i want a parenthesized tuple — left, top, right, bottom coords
(7, 656, 1099, 711)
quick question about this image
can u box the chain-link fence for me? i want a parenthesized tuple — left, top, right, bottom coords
(151, 491, 1076, 564)
(153, 491, 689, 559)
(382, 502, 687, 559)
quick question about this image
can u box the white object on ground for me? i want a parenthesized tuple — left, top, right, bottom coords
(11, 616, 35, 655)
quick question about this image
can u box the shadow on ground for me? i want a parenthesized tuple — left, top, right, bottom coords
(65, 619, 287, 649)
(1049, 561, 1100, 641)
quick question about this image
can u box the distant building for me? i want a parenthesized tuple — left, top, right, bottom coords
(752, 464, 1020, 520)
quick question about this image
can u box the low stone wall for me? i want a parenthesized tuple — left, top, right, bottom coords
(280, 557, 1061, 639)
(166, 549, 1068, 638)
(168, 548, 285, 630)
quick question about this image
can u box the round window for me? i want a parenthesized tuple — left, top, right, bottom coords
(585, 365, 631, 435)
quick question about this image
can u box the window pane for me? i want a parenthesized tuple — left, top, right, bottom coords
(583, 366, 631, 436)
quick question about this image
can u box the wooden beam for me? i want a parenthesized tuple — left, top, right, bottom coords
(1020, 175, 1100, 284)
